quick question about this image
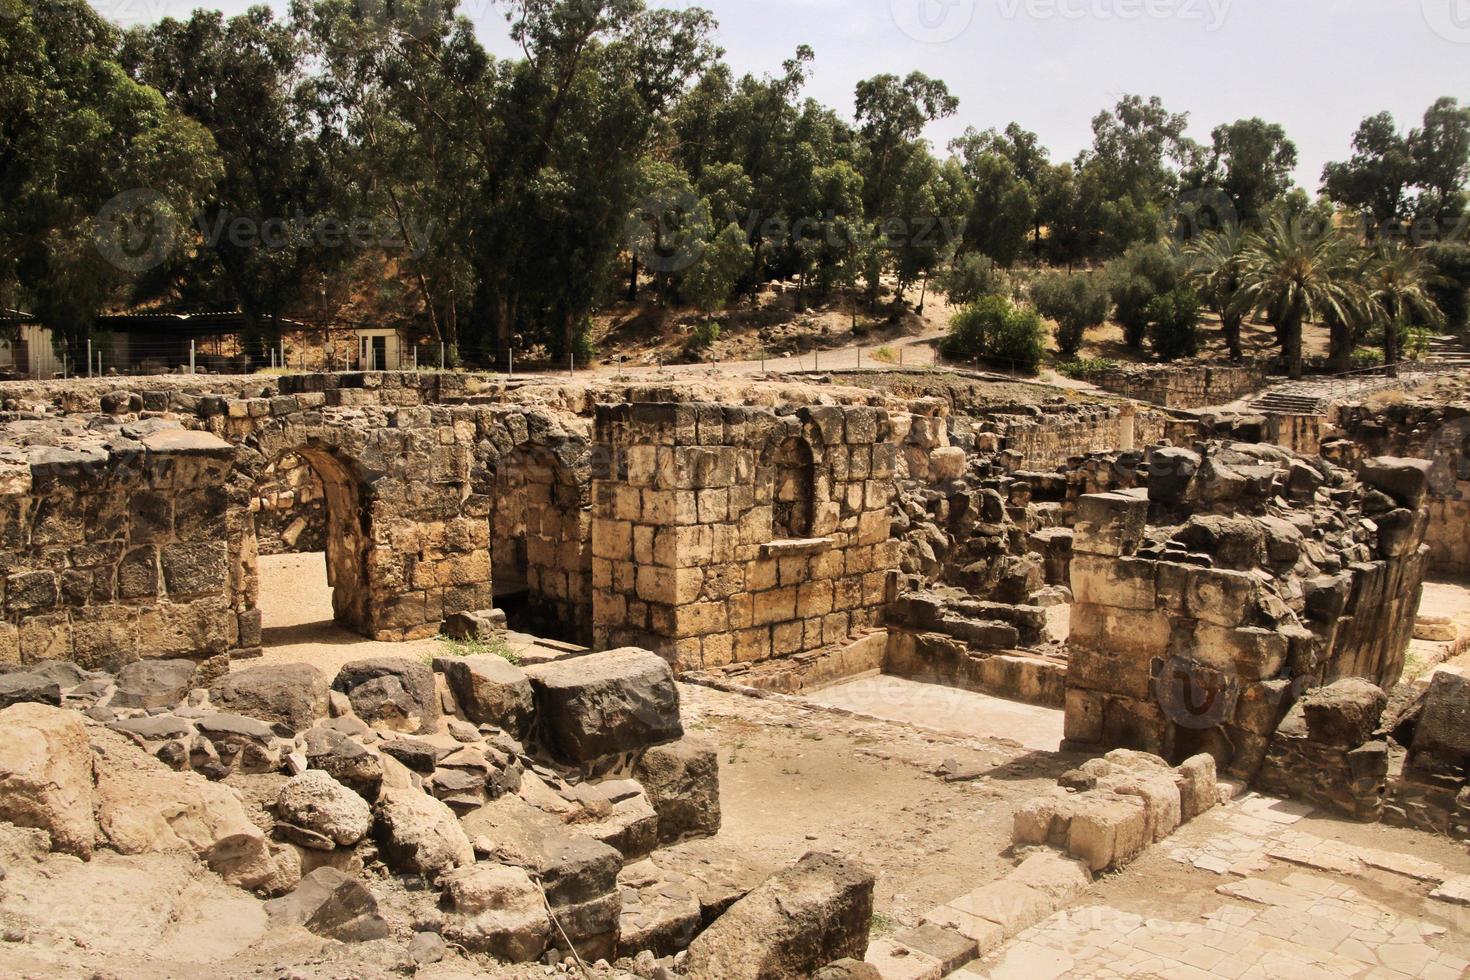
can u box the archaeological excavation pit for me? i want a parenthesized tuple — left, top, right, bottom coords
(2, 366, 1470, 978)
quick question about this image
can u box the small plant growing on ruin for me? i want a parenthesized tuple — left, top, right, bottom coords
(871, 346, 898, 364)
(436, 631, 522, 666)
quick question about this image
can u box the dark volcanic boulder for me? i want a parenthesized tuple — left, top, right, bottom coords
(684, 852, 876, 980)
(434, 655, 534, 737)
(333, 658, 439, 734)
(210, 663, 329, 733)
(111, 659, 198, 710)
(525, 648, 682, 764)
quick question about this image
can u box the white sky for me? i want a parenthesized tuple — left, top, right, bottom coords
(96, 0, 1470, 192)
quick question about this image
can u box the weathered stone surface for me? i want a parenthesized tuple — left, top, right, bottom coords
(1302, 678, 1387, 749)
(442, 608, 507, 641)
(276, 770, 372, 847)
(305, 726, 383, 800)
(264, 867, 389, 942)
(814, 960, 884, 980)
(1065, 793, 1149, 872)
(435, 655, 534, 736)
(684, 852, 875, 980)
(1359, 457, 1432, 508)
(0, 703, 97, 856)
(1411, 669, 1470, 767)
(373, 787, 473, 878)
(526, 648, 682, 764)
(440, 863, 550, 961)
(0, 672, 62, 708)
(1175, 753, 1219, 822)
(333, 658, 440, 734)
(210, 664, 330, 733)
(632, 736, 722, 844)
(111, 659, 197, 710)
(91, 728, 284, 890)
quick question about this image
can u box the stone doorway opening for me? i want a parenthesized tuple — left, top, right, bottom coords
(488, 443, 592, 646)
(248, 445, 371, 645)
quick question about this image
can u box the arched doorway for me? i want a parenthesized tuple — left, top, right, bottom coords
(240, 442, 371, 644)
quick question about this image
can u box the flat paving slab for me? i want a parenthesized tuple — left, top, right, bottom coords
(808, 674, 1065, 752)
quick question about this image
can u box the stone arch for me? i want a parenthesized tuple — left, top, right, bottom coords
(230, 420, 374, 641)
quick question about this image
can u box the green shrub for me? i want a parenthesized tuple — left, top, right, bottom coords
(1350, 346, 1385, 369)
(942, 295, 1045, 373)
(1029, 271, 1110, 356)
(1106, 243, 1181, 348)
(940, 253, 1013, 307)
(681, 320, 721, 361)
(1145, 286, 1202, 360)
(1057, 357, 1120, 379)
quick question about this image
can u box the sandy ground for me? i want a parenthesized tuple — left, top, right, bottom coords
(250, 553, 574, 680)
(679, 683, 1080, 926)
(253, 552, 442, 680)
(809, 674, 1066, 753)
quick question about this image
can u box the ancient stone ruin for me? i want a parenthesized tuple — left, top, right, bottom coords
(1, 365, 1469, 977)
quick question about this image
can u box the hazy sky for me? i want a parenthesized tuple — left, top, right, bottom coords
(96, 0, 1470, 192)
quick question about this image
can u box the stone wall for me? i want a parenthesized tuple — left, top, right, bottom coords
(0, 425, 241, 675)
(1069, 361, 1267, 409)
(1328, 401, 1470, 577)
(251, 452, 327, 555)
(218, 401, 491, 644)
(590, 402, 895, 672)
(1063, 443, 1428, 778)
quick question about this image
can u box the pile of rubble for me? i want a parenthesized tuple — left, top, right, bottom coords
(0, 646, 875, 977)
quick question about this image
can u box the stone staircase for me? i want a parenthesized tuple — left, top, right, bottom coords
(1248, 381, 1339, 416)
(1426, 334, 1470, 368)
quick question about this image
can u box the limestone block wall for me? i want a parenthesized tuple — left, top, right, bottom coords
(1063, 450, 1427, 777)
(0, 428, 241, 673)
(472, 407, 594, 645)
(591, 402, 896, 672)
(1069, 361, 1267, 409)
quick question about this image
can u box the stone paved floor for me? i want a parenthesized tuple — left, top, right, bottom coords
(958, 792, 1470, 980)
(808, 675, 1066, 753)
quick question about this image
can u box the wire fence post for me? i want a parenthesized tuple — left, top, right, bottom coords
(508, 348, 513, 377)
(899, 345, 904, 366)
(569, 352, 574, 377)
(440, 342, 445, 371)
(814, 349, 818, 372)
(96, 350, 102, 377)
(87, 339, 92, 378)
(857, 347, 862, 370)
(190, 340, 196, 375)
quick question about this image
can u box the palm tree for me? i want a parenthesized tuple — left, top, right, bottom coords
(1362, 242, 1444, 377)
(1182, 227, 1248, 361)
(1237, 215, 1362, 379)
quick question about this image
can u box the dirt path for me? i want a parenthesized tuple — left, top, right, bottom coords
(681, 683, 1082, 926)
